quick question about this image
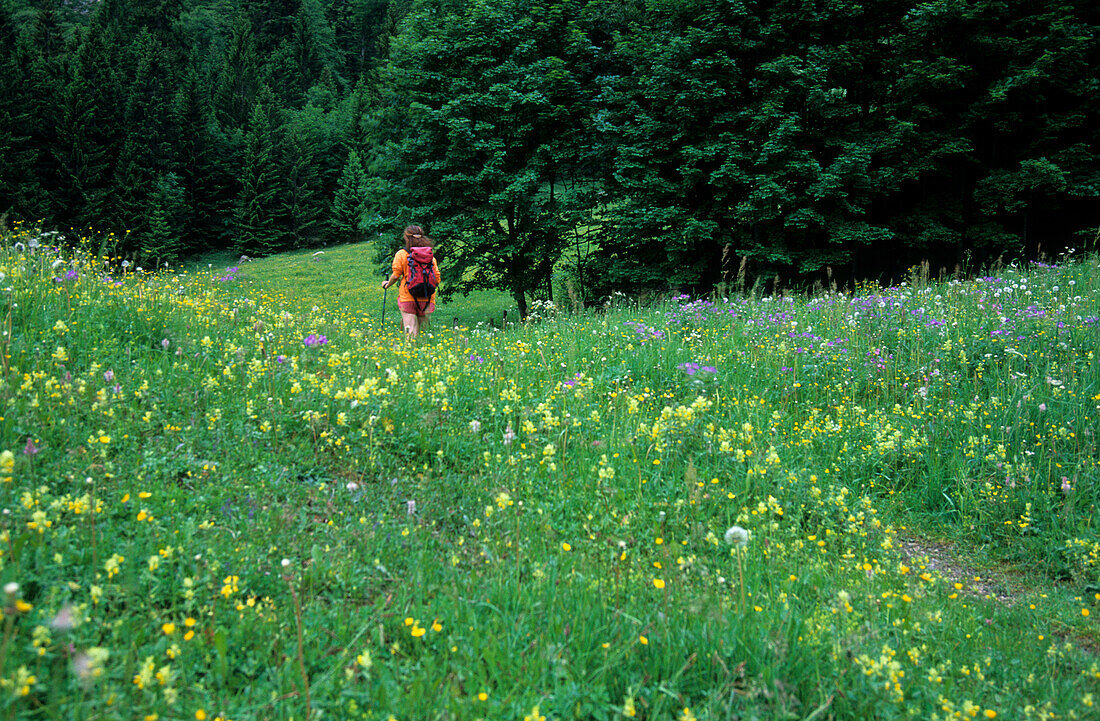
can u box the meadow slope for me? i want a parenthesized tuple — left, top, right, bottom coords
(1, 226, 1098, 720)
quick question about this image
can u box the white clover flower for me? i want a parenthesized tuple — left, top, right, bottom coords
(281, 558, 291, 568)
(724, 526, 750, 548)
(4, 582, 19, 595)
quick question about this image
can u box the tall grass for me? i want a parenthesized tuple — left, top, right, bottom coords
(1, 221, 1097, 720)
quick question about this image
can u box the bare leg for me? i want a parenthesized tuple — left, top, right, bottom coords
(400, 310, 420, 338)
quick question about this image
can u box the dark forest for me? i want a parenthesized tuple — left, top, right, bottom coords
(1, 0, 1097, 310)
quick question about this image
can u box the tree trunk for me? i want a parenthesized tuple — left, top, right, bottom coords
(513, 288, 528, 320)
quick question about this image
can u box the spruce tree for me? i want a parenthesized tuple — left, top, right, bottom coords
(141, 173, 185, 264)
(330, 149, 368, 243)
(245, 0, 300, 54)
(124, 30, 176, 175)
(56, 22, 125, 229)
(0, 8, 43, 220)
(235, 88, 285, 256)
(23, 1, 69, 224)
(333, 0, 390, 79)
(108, 139, 147, 241)
(173, 65, 236, 253)
(214, 14, 262, 130)
(280, 118, 326, 248)
(343, 76, 375, 161)
(104, 30, 177, 249)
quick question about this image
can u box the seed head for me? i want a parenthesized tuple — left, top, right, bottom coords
(724, 526, 750, 548)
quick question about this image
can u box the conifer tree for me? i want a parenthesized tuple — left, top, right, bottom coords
(108, 139, 146, 241)
(245, 0, 300, 53)
(280, 120, 326, 247)
(124, 30, 176, 175)
(21, 1, 69, 223)
(56, 22, 125, 229)
(0, 8, 43, 219)
(235, 88, 286, 255)
(266, 0, 339, 108)
(333, 0, 390, 79)
(342, 76, 376, 161)
(173, 66, 236, 253)
(214, 14, 262, 130)
(106, 29, 178, 249)
(141, 173, 185, 264)
(330, 149, 368, 243)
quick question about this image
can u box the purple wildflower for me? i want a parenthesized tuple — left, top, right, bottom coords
(624, 321, 665, 340)
(677, 362, 717, 378)
(216, 266, 241, 282)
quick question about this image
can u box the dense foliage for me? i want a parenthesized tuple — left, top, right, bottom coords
(1, 0, 1097, 306)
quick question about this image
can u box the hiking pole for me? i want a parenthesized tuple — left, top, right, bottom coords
(381, 276, 388, 331)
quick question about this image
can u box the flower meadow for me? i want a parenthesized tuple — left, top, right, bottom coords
(1, 225, 1098, 720)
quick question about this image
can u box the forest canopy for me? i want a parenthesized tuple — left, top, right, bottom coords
(1, 0, 1097, 309)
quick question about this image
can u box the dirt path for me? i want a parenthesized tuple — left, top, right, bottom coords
(898, 534, 1100, 655)
(896, 535, 1023, 604)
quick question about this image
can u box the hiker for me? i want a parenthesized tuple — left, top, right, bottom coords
(381, 225, 440, 339)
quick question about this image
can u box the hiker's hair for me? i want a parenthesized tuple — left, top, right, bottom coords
(403, 225, 435, 252)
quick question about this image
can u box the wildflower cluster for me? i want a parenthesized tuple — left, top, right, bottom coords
(214, 266, 239, 282)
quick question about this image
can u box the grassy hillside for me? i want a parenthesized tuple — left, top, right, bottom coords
(201, 242, 518, 330)
(1, 223, 1098, 720)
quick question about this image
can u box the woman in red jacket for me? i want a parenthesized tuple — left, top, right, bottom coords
(381, 225, 440, 339)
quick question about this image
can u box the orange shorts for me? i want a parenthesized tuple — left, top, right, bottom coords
(398, 300, 435, 316)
